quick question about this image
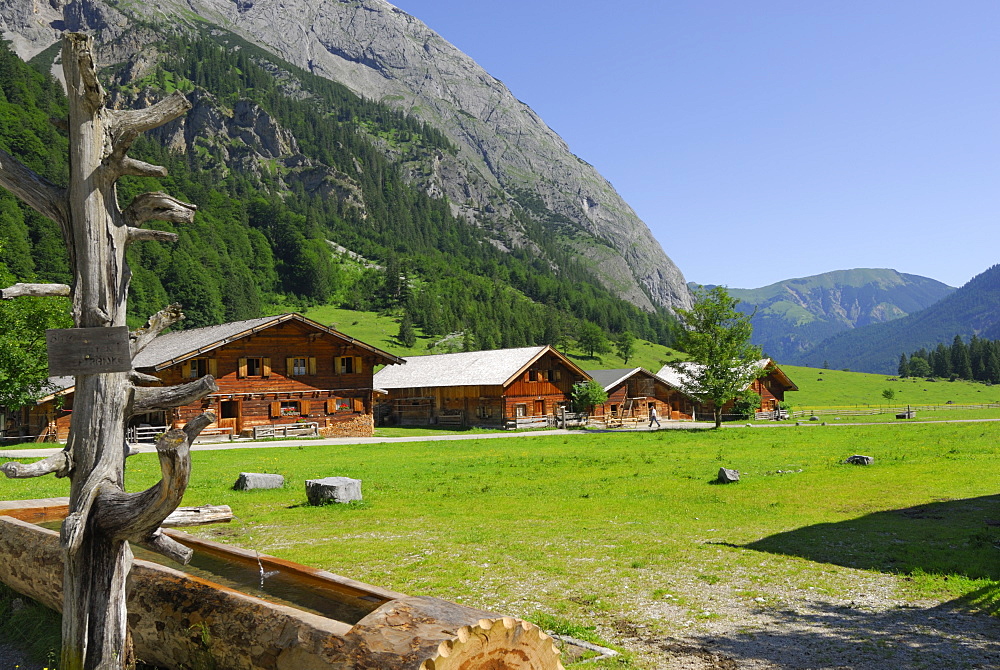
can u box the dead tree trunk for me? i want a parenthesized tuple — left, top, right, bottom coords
(0, 34, 216, 669)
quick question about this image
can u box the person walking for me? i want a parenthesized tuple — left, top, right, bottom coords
(648, 405, 661, 429)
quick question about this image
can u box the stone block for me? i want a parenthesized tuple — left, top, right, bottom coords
(233, 472, 285, 491)
(845, 455, 874, 466)
(717, 467, 740, 483)
(306, 476, 363, 505)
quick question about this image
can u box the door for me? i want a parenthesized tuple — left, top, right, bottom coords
(534, 399, 545, 416)
(219, 400, 242, 437)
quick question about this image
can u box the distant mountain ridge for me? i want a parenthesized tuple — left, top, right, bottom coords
(797, 264, 1000, 374)
(704, 269, 955, 365)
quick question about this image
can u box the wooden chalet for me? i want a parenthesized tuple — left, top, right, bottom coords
(8, 314, 403, 442)
(372, 346, 589, 428)
(655, 358, 798, 420)
(586, 368, 696, 426)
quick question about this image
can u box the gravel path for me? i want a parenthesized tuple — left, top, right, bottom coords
(0, 640, 31, 668)
(608, 569, 1000, 669)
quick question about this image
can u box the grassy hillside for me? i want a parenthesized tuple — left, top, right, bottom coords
(783, 364, 1000, 409)
(296, 305, 682, 373)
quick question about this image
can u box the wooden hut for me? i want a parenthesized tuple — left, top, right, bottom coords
(372, 346, 589, 428)
(586, 368, 696, 426)
(8, 314, 403, 442)
(655, 358, 798, 420)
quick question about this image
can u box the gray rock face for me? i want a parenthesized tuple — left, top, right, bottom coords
(306, 476, 362, 505)
(0, 0, 692, 312)
(234, 472, 285, 490)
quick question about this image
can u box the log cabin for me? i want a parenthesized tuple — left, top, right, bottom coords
(586, 368, 696, 425)
(655, 358, 798, 420)
(372, 346, 590, 428)
(6, 314, 403, 442)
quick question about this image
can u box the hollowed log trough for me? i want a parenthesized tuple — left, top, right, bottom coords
(0, 499, 563, 669)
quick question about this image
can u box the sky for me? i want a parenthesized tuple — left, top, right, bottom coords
(389, 0, 1000, 290)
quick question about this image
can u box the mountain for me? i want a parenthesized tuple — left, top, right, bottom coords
(797, 265, 1000, 373)
(0, 0, 691, 314)
(712, 269, 955, 364)
(0, 0, 688, 350)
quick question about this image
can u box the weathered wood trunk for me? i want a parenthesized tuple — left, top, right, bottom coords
(0, 33, 215, 669)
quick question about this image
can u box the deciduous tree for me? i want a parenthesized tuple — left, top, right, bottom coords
(670, 286, 763, 428)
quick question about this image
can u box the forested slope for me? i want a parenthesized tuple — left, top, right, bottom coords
(798, 265, 1000, 373)
(0, 31, 678, 354)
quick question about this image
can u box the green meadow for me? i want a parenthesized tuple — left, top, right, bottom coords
(4, 421, 1000, 667)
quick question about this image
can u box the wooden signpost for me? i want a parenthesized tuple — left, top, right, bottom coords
(46, 327, 133, 376)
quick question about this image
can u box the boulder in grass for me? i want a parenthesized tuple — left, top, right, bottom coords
(717, 467, 740, 484)
(845, 455, 874, 466)
(234, 472, 285, 491)
(306, 476, 363, 505)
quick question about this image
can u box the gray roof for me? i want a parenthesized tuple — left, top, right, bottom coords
(585, 368, 643, 391)
(656, 359, 772, 395)
(132, 313, 401, 370)
(372, 346, 550, 389)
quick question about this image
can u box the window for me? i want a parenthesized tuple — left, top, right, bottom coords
(515, 404, 527, 417)
(186, 358, 217, 379)
(553, 369, 562, 381)
(286, 357, 316, 376)
(335, 356, 363, 375)
(220, 400, 239, 419)
(270, 401, 301, 418)
(238, 357, 271, 378)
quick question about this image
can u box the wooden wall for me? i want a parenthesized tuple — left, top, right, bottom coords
(28, 320, 391, 442)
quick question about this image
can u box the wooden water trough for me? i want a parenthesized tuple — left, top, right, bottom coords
(0, 499, 563, 670)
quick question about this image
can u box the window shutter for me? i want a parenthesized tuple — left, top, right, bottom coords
(355, 356, 363, 374)
(334, 356, 342, 374)
(326, 398, 336, 414)
(238, 358, 247, 379)
(286, 358, 294, 376)
(263, 358, 271, 378)
(308, 357, 317, 375)
(353, 397, 363, 412)
(269, 401, 281, 418)
(301, 400, 312, 416)
(208, 359, 218, 378)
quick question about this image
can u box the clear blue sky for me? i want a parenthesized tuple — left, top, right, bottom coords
(390, 0, 1000, 290)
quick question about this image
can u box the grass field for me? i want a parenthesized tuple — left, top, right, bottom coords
(783, 365, 1000, 411)
(4, 421, 999, 667)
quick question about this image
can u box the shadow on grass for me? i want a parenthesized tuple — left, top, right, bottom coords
(675, 600, 1000, 669)
(671, 497, 1000, 668)
(743, 495, 1000, 583)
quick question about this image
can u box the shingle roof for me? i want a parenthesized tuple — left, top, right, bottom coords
(586, 368, 643, 391)
(656, 359, 776, 395)
(373, 346, 552, 389)
(132, 313, 402, 370)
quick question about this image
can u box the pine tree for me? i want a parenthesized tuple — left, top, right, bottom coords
(951, 335, 973, 380)
(397, 310, 416, 348)
(897, 353, 909, 378)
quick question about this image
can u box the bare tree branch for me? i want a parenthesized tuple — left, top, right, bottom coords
(126, 228, 179, 245)
(93, 412, 214, 564)
(132, 376, 217, 413)
(64, 33, 105, 111)
(109, 92, 191, 162)
(129, 370, 162, 385)
(0, 283, 71, 299)
(0, 147, 69, 226)
(136, 530, 192, 565)
(0, 450, 72, 479)
(123, 192, 197, 228)
(117, 157, 168, 178)
(130, 304, 184, 356)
